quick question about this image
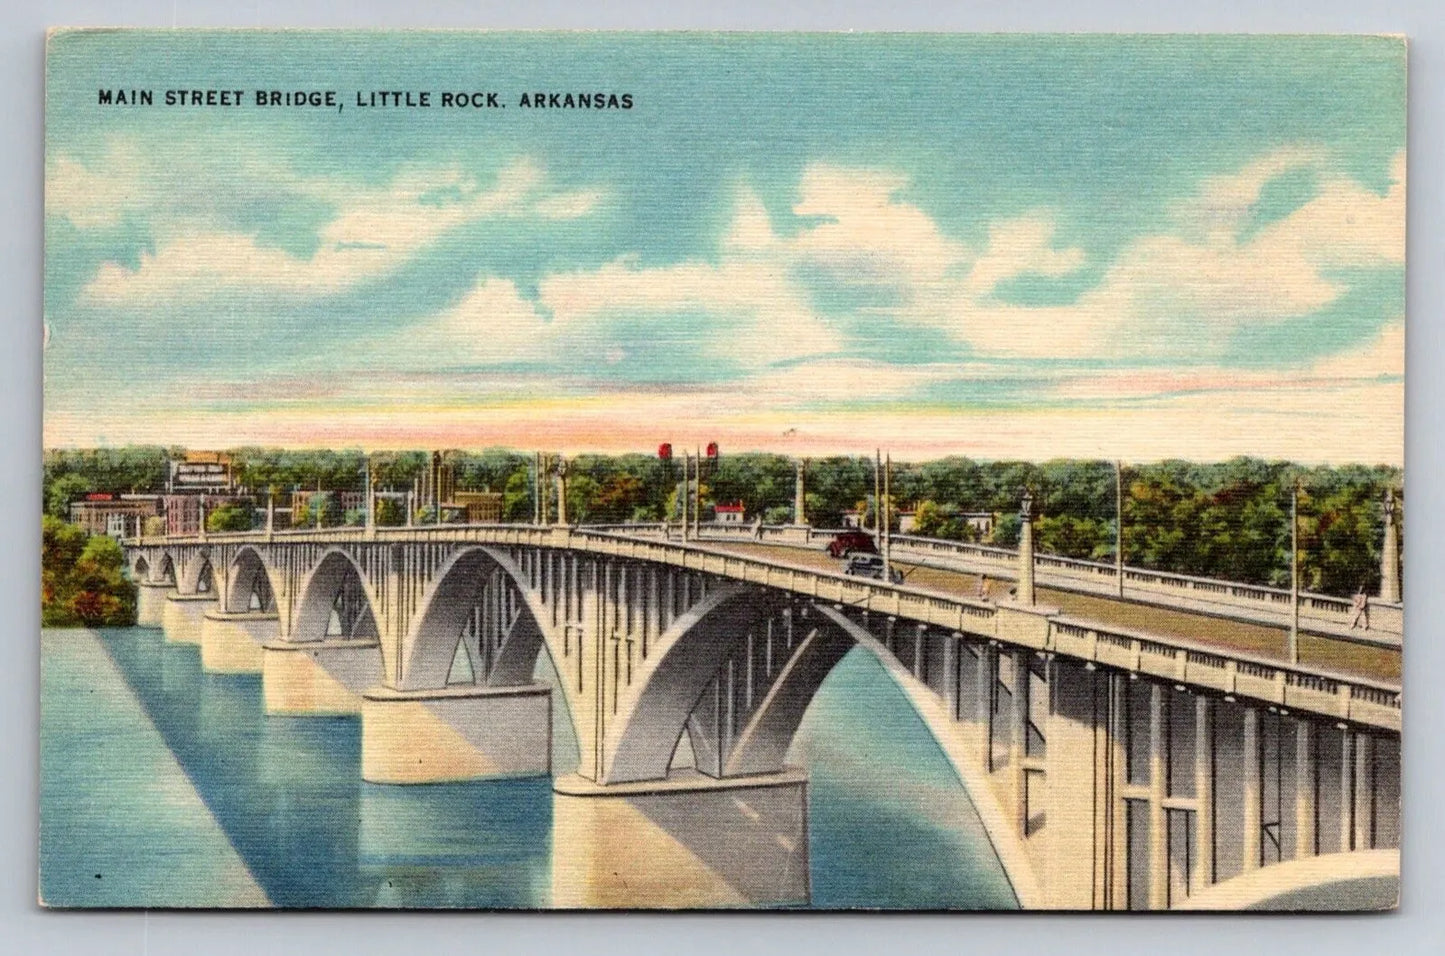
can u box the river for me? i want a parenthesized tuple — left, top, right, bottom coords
(39, 626, 1016, 910)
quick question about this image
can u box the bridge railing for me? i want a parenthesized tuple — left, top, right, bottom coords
(1050, 618, 1401, 732)
(127, 524, 1399, 729)
(590, 523, 1396, 624)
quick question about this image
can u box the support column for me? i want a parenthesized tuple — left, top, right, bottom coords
(1353, 733, 1374, 851)
(1043, 658, 1107, 909)
(362, 684, 551, 784)
(1339, 728, 1356, 852)
(1294, 720, 1317, 860)
(1194, 696, 1215, 890)
(1147, 683, 1167, 910)
(943, 635, 959, 721)
(1009, 649, 1028, 838)
(1242, 708, 1261, 872)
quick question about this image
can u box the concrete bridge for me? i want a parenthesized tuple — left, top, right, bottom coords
(122, 517, 1401, 910)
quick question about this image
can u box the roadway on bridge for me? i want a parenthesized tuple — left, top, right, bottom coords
(704, 541, 1400, 683)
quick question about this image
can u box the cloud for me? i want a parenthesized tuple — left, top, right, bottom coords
(58, 144, 605, 305)
(965, 213, 1086, 297)
(936, 148, 1406, 361)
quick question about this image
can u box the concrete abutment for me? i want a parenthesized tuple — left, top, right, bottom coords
(262, 640, 382, 716)
(551, 768, 809, 908)
(360, 683, 552, 784)
(200, 610, 278, 673)
(160, 592, 215, 645)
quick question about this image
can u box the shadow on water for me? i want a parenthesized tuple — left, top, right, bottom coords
(94, 627, 552, 908)
(791, 648, 1018, 910)
(51, 629, 1014, 909)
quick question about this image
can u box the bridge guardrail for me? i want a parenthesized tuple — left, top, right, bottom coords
(588, 523, 1399, 637)
(1050, 617, 1400, 733)
(127, 524, 1400, 731)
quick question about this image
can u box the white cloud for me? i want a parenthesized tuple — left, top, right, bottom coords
(965, 213, 1086, 297)
(59, 144, 605, 305)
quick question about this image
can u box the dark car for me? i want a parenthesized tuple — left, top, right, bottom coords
(842, 553, 903, 584)
(826, 530, 878, 558)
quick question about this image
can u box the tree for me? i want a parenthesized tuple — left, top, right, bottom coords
(205, 502, 257, 533)
(42, 516, 135, 627)
(502, 471, 533, 522)
(375, 497, 406, 526)
(45, 473, 93, 520)
(1037, 515, 1113, 561)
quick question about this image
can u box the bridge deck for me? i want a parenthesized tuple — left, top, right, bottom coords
(705, 541, 1401, 684)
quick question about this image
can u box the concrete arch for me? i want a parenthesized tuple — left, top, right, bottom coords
(719, 619, 856, 778)
(1174, 849, 1399, 911)
(809, 603, 1040, 908)
(226, 546, 279, 613)
(400, 545, 553, 692)
(293, 548, 382, 645)
(600, 583, 763, 785)
(155, 553, 177, 586)
(179, 552, 215, 595)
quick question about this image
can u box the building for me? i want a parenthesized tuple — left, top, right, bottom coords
(453, 491, 503, 524)
(168, 451, 238, 494)
(162, 494, 252, 536)
(714, 502, 746, 524)
(962, 511, 996, 537)
(291, 490, 367, 518)
(69, 494, 160, 539)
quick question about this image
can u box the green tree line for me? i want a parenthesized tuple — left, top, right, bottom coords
(43, 448, 1401, 597)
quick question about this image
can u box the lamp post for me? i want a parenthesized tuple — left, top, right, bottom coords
(1018, 489, 1036, 606)
(1289, 480, 1301, 665)
(1379, 490, 1401, 603)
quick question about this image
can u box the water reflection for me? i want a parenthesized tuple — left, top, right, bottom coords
(48, 628, 1015, 909)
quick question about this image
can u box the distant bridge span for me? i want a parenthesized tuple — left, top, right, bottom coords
(124, 522, 1400, 910)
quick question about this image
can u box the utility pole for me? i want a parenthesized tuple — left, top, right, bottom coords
(1115, 459, 1125, 598)
(693, 446, 701, 540)
(364, 455, 375, 538)
(1289, 480, 1300, 665)
(882, 451, 893, 581)
(681, 451, 690, 542)
(874, 448, 882, 537)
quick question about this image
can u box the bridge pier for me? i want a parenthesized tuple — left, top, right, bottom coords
(551, 768, 809, 908)
(135, 580, 172, 627)
(200, 611, 278, 674)
(262, 640, 382, 716)
(360, 684, 551, 784)
(160, 592, 215, 645)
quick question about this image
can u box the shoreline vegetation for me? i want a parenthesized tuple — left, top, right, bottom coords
(43, 447, 1402, 609)
(41, 515, 136, 627)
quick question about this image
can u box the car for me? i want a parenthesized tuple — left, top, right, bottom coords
(842, 553, 903, 584)
(826, 529, 878, 558)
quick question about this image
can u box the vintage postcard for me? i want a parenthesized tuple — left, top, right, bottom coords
(40, 31, 1403, 910)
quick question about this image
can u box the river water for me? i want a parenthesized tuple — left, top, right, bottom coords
(39, 626, 1016, 910)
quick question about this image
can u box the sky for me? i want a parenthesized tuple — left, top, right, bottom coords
(42, 32, 1405, 464)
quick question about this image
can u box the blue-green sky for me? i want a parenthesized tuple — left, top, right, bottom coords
(43, 32, 1405, 462)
